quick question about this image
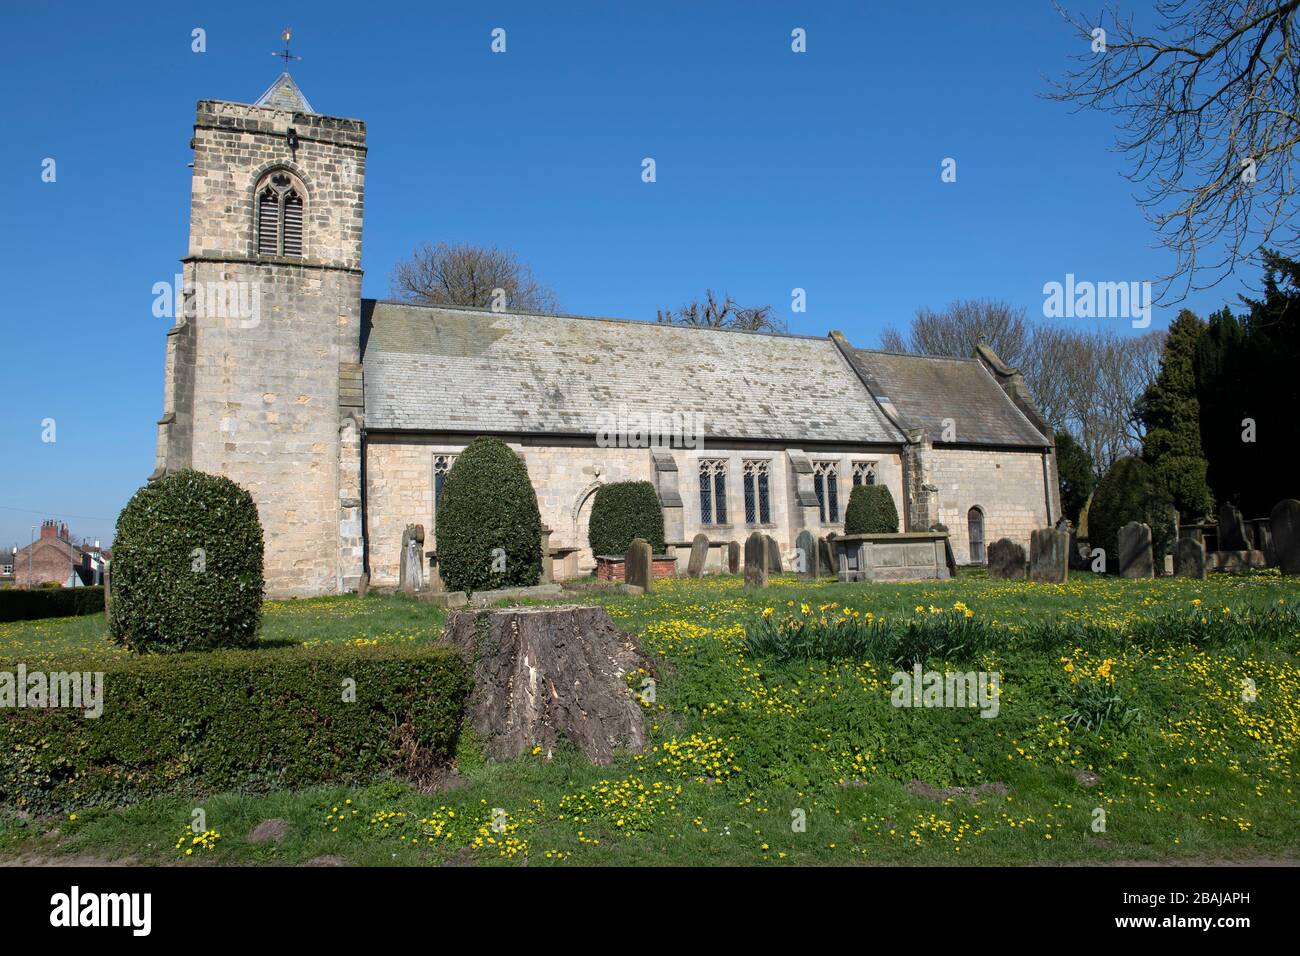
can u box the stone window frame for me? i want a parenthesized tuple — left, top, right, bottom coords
(812, 460, 841, 524)
(698, 458, 729, 526)
(967, 505, 987, 565)
(742, 459, 773, 526)
(432, 453, 457, 516)
(253, 167, 308, 259)
(851, 460, 877, 487)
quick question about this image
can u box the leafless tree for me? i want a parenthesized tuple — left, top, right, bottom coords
(390, 241, 560, 313)
(880, 299, 1032, 366)
(880, 307, 1165, 473)
(657, 289, 787, 333)
(1049, 1, 1300, 301)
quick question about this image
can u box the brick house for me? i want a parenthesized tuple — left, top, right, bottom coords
(12, 520, 108, 588)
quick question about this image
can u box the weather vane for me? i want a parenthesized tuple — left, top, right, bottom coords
(272, 28, 301, 68)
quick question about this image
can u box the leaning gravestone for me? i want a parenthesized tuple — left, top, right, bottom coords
(764, 535, 783, 574)
(443, 605, 649, 764)
(625, 538, 653, 592)
(795, 529, 818, 580)
(400, 524, 425, 594)
(744, 532, 767, 588)
(727, 540, 740, 574)
(1029, 528, 1069, 583)
(1118, 521, 1154, 578)
(1174, 537, 1206, 579)
(1271, 499, 1300, 575)
(1218, 503, 1249, 552)
(819, 536, 835, 577)
(987, 538, 1027, 579)
(687, 533, 710, 578)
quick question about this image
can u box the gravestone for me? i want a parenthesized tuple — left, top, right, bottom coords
(625, 538, 653, 592)
(1271, 499, 1300, 575)
(1118, 521, 1154, 578)
(400, 524, 425, 594)
(687, 533, 710, 578)
(727, 540, 740, 574)
(744, 532, 767, 588)
(818, 536, 835, 577)
(764, 535, 782, 574)
(1174, 537, 1206, 579)
(1029, 528, 1069, 583)
(987, 538, 1027, 579)
(1218, 503, 1249, 552)
(540, 526, 553, 584)
(794, 529, 818, 580)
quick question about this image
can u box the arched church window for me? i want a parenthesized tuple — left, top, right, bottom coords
(967, 506, 986, 564)
(255, 170, 306, 258)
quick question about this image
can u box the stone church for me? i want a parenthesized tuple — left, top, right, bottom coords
(153, 75, 1060, 598)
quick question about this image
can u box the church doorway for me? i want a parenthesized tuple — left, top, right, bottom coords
(967, 506, 986, 564)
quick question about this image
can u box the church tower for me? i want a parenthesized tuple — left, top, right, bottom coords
(154, 59, 366, 597)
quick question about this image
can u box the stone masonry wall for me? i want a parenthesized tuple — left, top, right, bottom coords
(156, 99, 366, 598)
(930, 446, 1051, 565)
(365, 434, 903, 587)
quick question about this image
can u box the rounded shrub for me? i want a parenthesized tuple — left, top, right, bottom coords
(1087, 456, 1177, 570)
(435, 437, 543, 593)
(844, 484, 900, 534)
(109, 469, 264, 653)
(587, 481, 666, 556)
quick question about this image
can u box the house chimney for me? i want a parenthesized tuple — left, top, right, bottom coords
(40, 519, 58, 539)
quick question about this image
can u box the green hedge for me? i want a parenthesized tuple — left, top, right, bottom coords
(109, 469, 265, 653)
(0, 587, 105, 623)
(587, 481, 666, 556)
(0, 643, 470, 814)
(435, 437, 543, 593)
(844, 484, 900, 534)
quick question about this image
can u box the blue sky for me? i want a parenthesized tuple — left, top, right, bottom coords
(0, 1, 1256, 548)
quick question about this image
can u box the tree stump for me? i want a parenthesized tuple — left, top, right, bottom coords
(442, 605, 650, 764)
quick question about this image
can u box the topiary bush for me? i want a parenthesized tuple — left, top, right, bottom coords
(587, 481, 665, 556)
(435, 437, 543, 593)
(109, 469, 264, 653)
(1086, 456, 1177, 571)
(844, 484, 900, 534)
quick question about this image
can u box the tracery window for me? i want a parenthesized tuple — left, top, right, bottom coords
(699, 459, 728, 525)
(813, 461, 840, 523)
(255, 170, 305, 257)
(743, 460, 771, 525)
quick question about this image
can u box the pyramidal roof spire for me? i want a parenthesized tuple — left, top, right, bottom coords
(254, 28, 315, 113)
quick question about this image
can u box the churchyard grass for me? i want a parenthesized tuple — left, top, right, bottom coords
(2, 571, 1298, 866)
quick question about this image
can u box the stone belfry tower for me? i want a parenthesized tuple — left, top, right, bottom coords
(154, 48, 366, 597)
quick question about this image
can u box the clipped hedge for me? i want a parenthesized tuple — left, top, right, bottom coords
(0, 642, 470, 814)
(587, 481, 666, 556)
(109, 469, 265, 653)
(1087, 456, 1177, 570)
(435, 437, 543, 593)
(844, 484, 900, 534)
(0, 586, 105, 623)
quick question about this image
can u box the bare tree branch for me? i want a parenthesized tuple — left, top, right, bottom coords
(390, 241, 560, 313)
(1048, 1, 1300, 302)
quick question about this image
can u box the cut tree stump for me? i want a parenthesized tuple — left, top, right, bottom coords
(442, 604, 650, 764)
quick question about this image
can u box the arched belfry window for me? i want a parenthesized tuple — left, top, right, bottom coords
(255, 170, 305, 258)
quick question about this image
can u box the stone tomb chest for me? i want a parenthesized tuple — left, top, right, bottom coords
(831, 532, 952, 583)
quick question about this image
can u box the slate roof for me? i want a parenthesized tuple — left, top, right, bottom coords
(843, 348, 1050, 448)
(361, 301, 905, 444)
(254, 72, 315, 113)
